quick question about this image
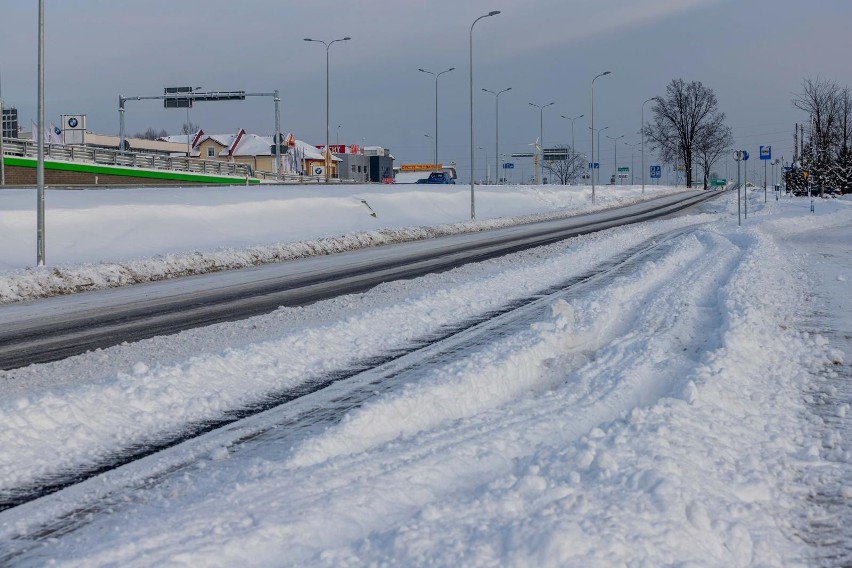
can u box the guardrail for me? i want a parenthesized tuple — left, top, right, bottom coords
(1, 138, 252, 178)
(253, 169, 351, 183)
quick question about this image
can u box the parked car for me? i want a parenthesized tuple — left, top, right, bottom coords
(426, 172, 456, 184)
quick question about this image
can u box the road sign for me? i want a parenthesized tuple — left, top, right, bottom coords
(588, 162, 600, 169)
(618, 166, 629, 172)
(711, 178, 727, 187)
(618, 174, 629, 179)
(503, 163, 514, 169)
(650, 165, 661, 179)
(742, 150, 750, 161)
(760, 145, 771, 160)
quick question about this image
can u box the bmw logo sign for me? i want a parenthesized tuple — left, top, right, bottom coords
(67, 117, 79, 128)
(314, 166, 324, 175)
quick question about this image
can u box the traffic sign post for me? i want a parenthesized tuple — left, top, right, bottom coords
(760, 145, 771, 203)
(650, 165, 661, 179)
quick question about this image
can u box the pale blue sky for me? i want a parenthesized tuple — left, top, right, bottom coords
(1, 0, 849, 181)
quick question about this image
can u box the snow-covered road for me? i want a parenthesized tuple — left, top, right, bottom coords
(0, 184, 850, 566)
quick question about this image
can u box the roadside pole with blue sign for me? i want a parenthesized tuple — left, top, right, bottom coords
(760, 145, 771, 202)
(650, 165, 661, 180)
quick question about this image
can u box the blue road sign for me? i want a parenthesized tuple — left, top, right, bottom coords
(588, 162, 600, 169)
(650, 165, 662, 179)
(760, 145, 771, 160)
(742, 150, 750, 161)
(503, 162, 514, 169)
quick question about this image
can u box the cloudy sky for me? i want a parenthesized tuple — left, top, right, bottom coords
(1, 0, 849, 182)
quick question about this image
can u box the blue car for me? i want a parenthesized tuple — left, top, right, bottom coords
(425, 172, 456, 184)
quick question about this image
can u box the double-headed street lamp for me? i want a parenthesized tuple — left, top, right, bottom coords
(561, 113, 584, 153)
(304, 36, 351, 182)
(561, 113, 584, 184)
(420, 66, 455, 174)
(606, 134, 624, 184)
(641, 96, 655, 194)
(590, 70, 612, 202)
(529, 101, 555, 185)
(469, 10, 501, 219)
(482, 87, 510, 184)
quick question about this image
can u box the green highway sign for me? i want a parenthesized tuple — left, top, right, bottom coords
(618, 166, 629, 172)
(711, 178, 727, 187)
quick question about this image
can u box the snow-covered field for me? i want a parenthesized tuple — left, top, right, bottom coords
(0, 183, 850, 566)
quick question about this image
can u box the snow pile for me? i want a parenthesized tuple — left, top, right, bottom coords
(0, 184, 680, 303)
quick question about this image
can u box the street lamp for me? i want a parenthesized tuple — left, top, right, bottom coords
(641, 97, 655, 194)
(337, 124, 341, 146)
(606, 134, 624, 184)
(626, 141, 641, 185)
(589, 126, 608, 186)
(425, 133, 435, 167)
(37, 0, 45, 265)
(304, 35, 351, 182)
(419, 66, 455, 174)
(483, 87, 511, 184)
(529, 101, 555, 185)
(478, 146, 489, 183)
(469, 10, 501, 219)
(561, 114, 584, 184)
(590, 70, 611, 202)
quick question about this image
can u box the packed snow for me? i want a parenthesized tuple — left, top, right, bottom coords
(0, 183, 850, 567)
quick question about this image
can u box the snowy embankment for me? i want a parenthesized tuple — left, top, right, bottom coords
(1, 190, 850, 566)
(0, 183, 679, 303)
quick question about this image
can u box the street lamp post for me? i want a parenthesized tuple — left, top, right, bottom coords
(469, 10, 501, 220)
(606, 134, 624, 184)
(483, 87, 510, 184)
(479, 146, 489, 183)
(37, 0, 45, 266)
(304, 36, 351, 182)
(425, 133, 434, 166)
(590, 71, 611, 202)
(420, 66, 455, 174)
(529, 101, 554, 184)
(589, 126, 608, 186)
(561, 114, 584, 184)
(626, 141, 640, 185)
(641, 97, 655, 194)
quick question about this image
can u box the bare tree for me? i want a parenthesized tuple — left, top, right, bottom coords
(133, 127, 169, 140)
(695, 113, 733, 189)
(643, 79, 727, 188)
(542, 145, 586, 185)
(181, 121, 201, 136)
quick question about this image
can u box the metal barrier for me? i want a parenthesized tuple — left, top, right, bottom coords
(0, 137, 252, 178)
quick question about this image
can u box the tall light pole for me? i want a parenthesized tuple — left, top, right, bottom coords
(420, 66, 455, 174)
(626, 141, 641, 185)
(469, 10, 501, 219)
(304, 36, 351, 182)
(589, 126, 608, 187)
(561, 114, 584, 184)
(479, 146, 489, 183)
(590, 71, 611, 202)
(641, 97, 655, 194)
(606, 134, 624, 184)
(529, 101, 554, 184)
(336, 124, 341, 146)
(37, 0, 45, 266)
(425, 133, 434, 166)
(483, 87, 510, 184)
